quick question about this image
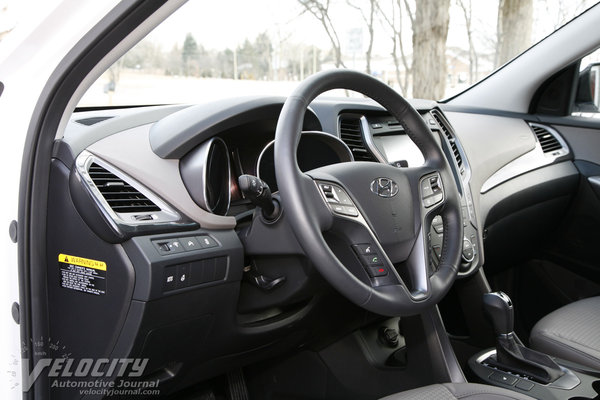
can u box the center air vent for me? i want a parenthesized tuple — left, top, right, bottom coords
(529, 124, 563, 153)
(88, 163, 160, 213)
(339, 117, 376, 162)
(432, 111, 462, 169)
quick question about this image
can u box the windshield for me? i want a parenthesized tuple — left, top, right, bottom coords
(77, 0, 599, 106)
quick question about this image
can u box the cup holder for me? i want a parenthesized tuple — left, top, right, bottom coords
(568, 380, 600, 400)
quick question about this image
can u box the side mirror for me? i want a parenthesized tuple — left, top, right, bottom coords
(574, 63, 600, 113)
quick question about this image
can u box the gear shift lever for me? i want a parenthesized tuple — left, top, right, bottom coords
(483, 291, 514, 336)
(483, 292, 564, 384)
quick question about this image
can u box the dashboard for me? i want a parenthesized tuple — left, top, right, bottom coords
(51, 95, 578, 394)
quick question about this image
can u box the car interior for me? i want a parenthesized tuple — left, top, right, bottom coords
(16, 1, 600, 399)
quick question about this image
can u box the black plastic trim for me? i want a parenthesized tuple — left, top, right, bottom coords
(529, 62, 579, 116)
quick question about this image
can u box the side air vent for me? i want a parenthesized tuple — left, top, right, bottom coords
(88, 163, 160, 213)
(339, 117, 376, 162)
(432, 111, 462, 169)
(530, 124, 563, 153)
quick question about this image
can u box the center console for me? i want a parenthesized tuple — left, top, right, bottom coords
(469, 292, 600, 399)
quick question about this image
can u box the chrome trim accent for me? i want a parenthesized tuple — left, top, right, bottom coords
(475, 349, 580, 390)
(406, 228, 430, 298)
(588, 176, 600, 190)
(475, 349, 497, 364)
(359, 115, 388, 163)
(184, 137, 231, 215)
(481, 123, 570, 193)
(255, 140, 273, 183)
(256, 131, 354, 185)
(76, 150, 181, 226)
(370, 177, 399, 198)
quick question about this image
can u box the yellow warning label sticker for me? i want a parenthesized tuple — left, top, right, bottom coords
(58, 254, 107, 271)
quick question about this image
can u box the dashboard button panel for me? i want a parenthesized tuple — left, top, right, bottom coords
(153, 235, 220, 256)
(153, 239, 185, 255)
(164, 256, 227, 293)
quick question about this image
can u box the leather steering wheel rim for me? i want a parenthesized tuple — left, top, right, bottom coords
(274, 69, 463, 316)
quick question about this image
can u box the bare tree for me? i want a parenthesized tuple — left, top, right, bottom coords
(297, 0, 346, 68)
(457, 0, 478, 84)
(347, 0, 377, 74)
(377, 0, 413, 94)
(412, 0, 451, 99)
(495, 0, 533, 68)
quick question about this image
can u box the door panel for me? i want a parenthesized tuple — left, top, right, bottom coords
(536, 121, 600, 292)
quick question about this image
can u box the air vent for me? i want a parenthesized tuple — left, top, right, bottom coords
(530, 124, 562, 153)
(432, 111, 462, 169)
(88, 163, 160, 213)
(339, 117, 376, 162)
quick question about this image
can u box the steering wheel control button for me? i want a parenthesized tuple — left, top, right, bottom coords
(432, 245, 442, 260)
(342, 206, 358, 216)
(163, 266, 177, 291)
(422, 181, 434, 197)
(489, 371, 518, 386)
(360, 254, 384, 267)
(318, 182, 360, 217)
(368, 266, 388, 277)
(353, 244, 375, 255)
(421, 174, 444, 208)
(319, 182, 356, 207)
(334, 187, 354, 205)
(197, 235, 218, 248)
(432, 215, 444, 233)
(331, 204, 345, 213)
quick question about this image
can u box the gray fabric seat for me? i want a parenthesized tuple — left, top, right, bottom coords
(380, 383, 534, 400)
(530, 296, 600, 370)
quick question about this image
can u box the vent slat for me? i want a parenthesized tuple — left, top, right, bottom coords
(339, 117, 376, 162)
(432, 111, 463, 169)
(530, 124, 563, 153)
(88, 163, 160, 213)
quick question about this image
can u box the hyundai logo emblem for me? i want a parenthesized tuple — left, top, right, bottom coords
(370, 177, 398, 198)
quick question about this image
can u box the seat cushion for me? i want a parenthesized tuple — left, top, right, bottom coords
(530, 296, 600, 371)
(379, 383, 535, 400)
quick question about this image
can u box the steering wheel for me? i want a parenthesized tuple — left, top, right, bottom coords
(275, 70, 463, 316)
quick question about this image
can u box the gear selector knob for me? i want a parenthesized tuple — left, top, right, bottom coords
(483, 291, 514, 337)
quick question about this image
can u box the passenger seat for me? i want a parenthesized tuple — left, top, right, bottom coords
(530, 296, 600, 370)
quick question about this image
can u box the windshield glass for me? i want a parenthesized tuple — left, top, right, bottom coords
(78, 0, 599, 106)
